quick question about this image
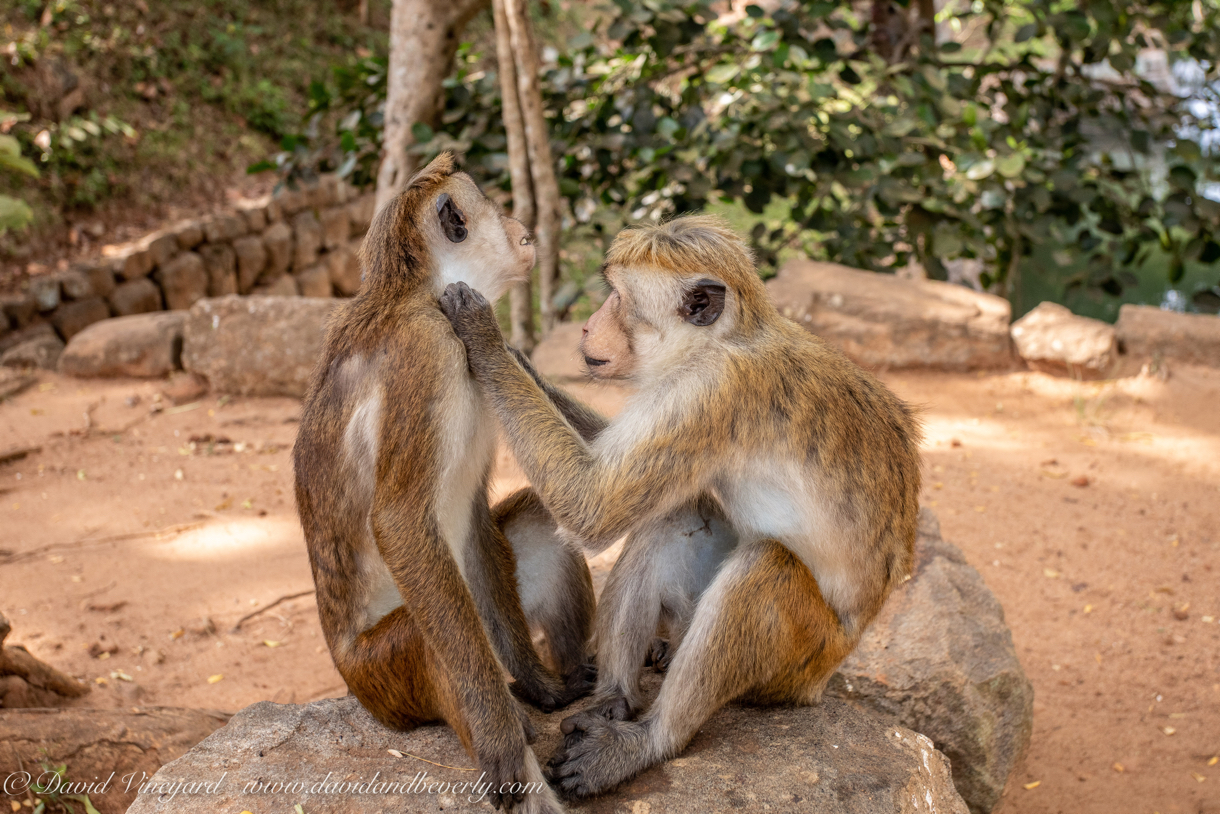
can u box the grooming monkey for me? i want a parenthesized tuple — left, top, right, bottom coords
(440, 215, 922, 797)
(293, 153, 596, 813)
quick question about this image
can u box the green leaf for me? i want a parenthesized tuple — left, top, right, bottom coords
(706, 63, 740, 84)
(1014, 23, 1038, 43)
(745, 4, 764, 18)
(751, 30, 780, 51)
(411, 121, 435, 143)
(246, 160, 277, 174)
(965, 159, 994, 180)
(0, 194, 34, 232)
(0, 135, 39, 178)
(996, 153, 1026, 178)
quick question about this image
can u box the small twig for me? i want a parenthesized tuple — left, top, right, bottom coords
(0, 522, 204, 565)
(231, 590, 315, 632)
(0, 446, 41, 466)
(390, 751, 478, 772)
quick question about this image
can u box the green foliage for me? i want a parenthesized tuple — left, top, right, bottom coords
(0, 127, 39, 234)
(29, 762, 102, 814)
(268, 0, 1220, 309)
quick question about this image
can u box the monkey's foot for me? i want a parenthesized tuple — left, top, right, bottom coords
(562, 691, 635, 731)
(645, 637, 674, 672)
(546, 717, 654, 798)
(512, 661, 596, 713)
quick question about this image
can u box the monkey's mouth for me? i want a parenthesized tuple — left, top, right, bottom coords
(583, 355, 609, 368)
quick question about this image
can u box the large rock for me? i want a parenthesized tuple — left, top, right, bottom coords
(767, 260, 1015, 370)
(1010, 301, 1117, 378)
(156, 252, 209, 310)
(232, 235, 268, 293)
(198, 243, 238, 297)
(0, 322, 56, 356)
(1115, 304, 1220, 368)
(292, 210, 322, 271)
(128, 693, 966, 814)
(59, 313, 187, 378)
(1, 332, 64, 369)
(51, 297, 111, 340)
(827, 509, 1033, 814)
(1, 707, 230, 814)
(182, 296, 340, 397)
(109, 278, 163, 316)
(61, 261, 116, 301)
(295, 264, 333, 298)
(326, 245, 362, 296)
(320, 205, 350, 250)
(262, 221, 294, 280)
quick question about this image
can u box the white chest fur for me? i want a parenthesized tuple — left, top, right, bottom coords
(433, 366, 496, 579)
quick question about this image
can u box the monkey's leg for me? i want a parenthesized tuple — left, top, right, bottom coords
(496, 489, 596, 678)
(334, 606, 460, 734)
(467, 494, 594, 713)
(582, 497, 737, 722)
(550, 538, 849, 798)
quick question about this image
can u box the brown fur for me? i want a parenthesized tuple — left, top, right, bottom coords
(440, 214, 922, 798)
(294, 154, 594, 813)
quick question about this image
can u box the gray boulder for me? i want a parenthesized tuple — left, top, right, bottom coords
(128, 693, 966, 814)
(251, 275, 299, 297)
(827, 509, 1033, 814)
(1115, 304, 1220, 368)
(59, 313, 186, 378)
(295, 264, 334, 298)
(156, 252, 209, 311)
(109, 278, 163, 316)
(292, 210, 322, 271)
(1, 331, 64, 370)
(767, 260, 1014, 370)
(198, 243, 238, 297)
(326, 245, 362, 296)
(182, 296, 339, 397)
(51, 297, 111, 340)
(262, 222, 294, 280)
(1010, 301, 1117, 378)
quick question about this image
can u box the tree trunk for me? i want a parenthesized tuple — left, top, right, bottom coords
(502, 0, 562, 335)
(375, 0, 488, 209)
(493, 0, 537, 351)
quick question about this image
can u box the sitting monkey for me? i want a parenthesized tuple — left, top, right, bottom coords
(440, 215, 921, 797)
(294, 153, 596, 813)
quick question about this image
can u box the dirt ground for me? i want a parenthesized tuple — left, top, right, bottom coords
(1, 358, 1218, 814)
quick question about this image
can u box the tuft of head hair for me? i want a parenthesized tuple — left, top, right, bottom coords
(358, 152, 460, 291)
(605, 215, 756, 281)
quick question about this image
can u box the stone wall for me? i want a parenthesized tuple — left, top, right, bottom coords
(0, 176, 374, 358)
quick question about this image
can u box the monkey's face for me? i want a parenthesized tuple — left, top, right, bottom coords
(580, 265, 728, 382)
(426, 172, 535, 302)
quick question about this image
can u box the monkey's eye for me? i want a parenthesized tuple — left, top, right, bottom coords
(436, 193, 468, 243)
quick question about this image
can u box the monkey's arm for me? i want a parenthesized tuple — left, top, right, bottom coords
(443, 283, 697, 550)
(507, 345, 608, 443)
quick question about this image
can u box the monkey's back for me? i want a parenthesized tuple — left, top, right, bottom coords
(293, 293, 481, 658)
(707, 318, 922, 630)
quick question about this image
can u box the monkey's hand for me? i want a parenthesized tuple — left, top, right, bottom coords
(439, 281, 508, 374)
(546, 716, 653, 798)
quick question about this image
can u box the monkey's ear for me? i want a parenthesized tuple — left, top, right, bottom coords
(436, 193, 468, 243)
(680, 279, 726, 326)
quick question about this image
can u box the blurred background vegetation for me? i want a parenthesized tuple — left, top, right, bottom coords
(4, 0, 1219, 324)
